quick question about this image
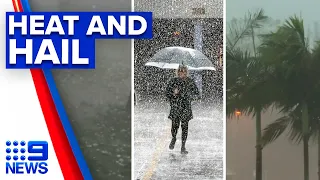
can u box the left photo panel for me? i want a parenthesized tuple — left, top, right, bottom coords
(33, 0, 132, 179)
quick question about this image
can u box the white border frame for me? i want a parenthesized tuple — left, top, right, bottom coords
(223, 0, 226, 179)
(131, 0, 135, 180)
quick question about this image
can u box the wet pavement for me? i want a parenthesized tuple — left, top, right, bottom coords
(134, 101, 223, 180)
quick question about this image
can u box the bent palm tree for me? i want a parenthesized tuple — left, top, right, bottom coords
(227, 9, 269, 180)
(259, 16, 320, 180)
(313, 42, 320, 180)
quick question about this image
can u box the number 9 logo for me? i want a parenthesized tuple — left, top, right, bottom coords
(28, 141, 48, 161)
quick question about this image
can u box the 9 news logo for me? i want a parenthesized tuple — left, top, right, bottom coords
(5, 140, 48, 174)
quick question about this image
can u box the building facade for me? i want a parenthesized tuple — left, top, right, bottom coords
(134, 0, 223, 100)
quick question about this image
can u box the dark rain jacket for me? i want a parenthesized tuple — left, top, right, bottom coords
(165, 77, 199, 121)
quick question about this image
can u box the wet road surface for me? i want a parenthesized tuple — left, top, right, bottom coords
(134, 101, 223, 180)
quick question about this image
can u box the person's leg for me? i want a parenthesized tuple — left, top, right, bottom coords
(169, 118, 180, 149)
(171, 118, 180, 138)
(181, 120, 189, 154)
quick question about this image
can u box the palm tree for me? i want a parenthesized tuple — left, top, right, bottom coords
(259, 17, 320, 180)
(227, 9, 269, 180)
(313, 42, 320, 180)
(261, 98, 320, 179)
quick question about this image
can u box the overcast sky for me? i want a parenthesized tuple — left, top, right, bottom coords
(227, 0, 320, 28)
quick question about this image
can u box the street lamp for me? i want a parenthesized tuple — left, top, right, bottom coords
(173, 31, 180, 36)
(235, 110, 241, 120)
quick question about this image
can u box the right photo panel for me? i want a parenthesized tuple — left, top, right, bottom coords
(227, 1, 320, 180)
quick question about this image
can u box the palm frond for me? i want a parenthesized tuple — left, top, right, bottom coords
(226, 47, 252, 88)
(283, 16, 306, 48)
(261, 116, 291, 147)
(259, 16, 310, 70)
(262, 100, 320, 147)
(227, 9, 268, 50)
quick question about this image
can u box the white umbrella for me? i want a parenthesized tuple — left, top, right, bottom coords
(145, 46, 216, 71)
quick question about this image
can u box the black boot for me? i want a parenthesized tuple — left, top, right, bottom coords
(181, 141, 188, 154)
(169, 137, 176, 150)
(181, 146, 188, 154)
(181, 134, 188, 154)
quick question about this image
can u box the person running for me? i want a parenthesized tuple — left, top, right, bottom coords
(165, 65, 199, 154)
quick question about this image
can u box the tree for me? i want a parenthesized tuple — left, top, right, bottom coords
(259, 17, 320, 180)
(313, 42, 320, 180)
(227, 9, 270, 180)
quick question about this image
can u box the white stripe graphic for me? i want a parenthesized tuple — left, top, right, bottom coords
(0, 1, 64, 179)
